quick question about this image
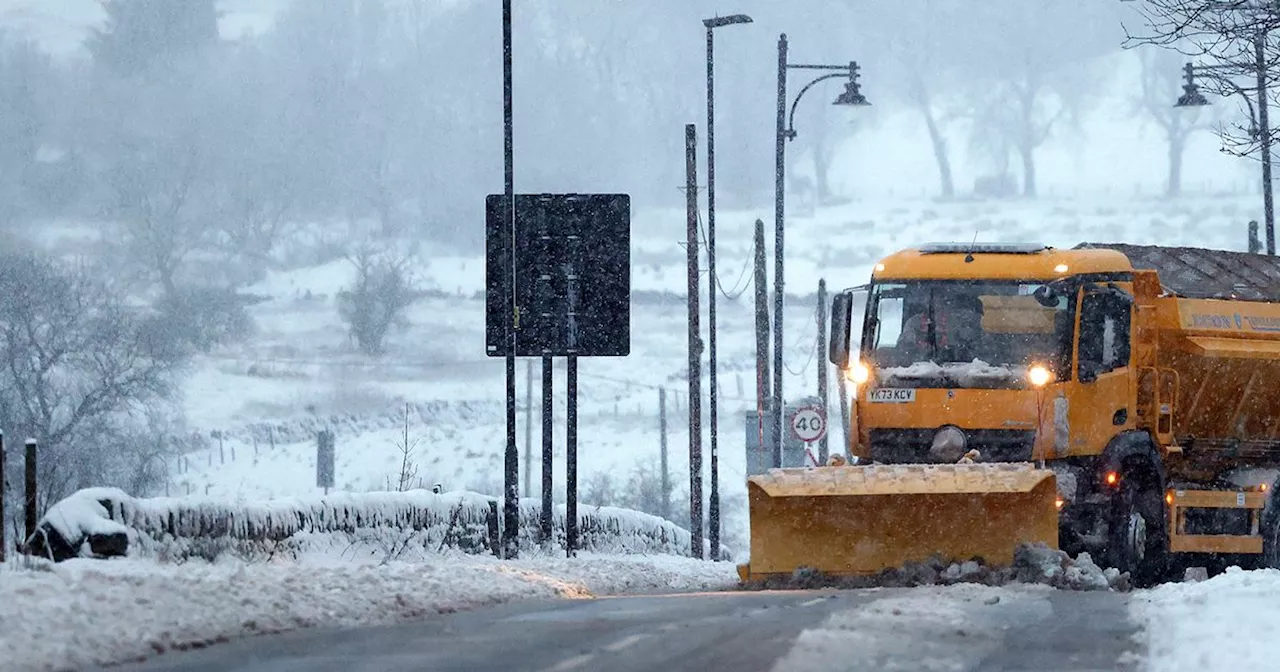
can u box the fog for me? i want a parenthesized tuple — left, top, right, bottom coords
(0, 0, 1268, 530)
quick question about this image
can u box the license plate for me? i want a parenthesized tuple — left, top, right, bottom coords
(868, 388, 915, 403)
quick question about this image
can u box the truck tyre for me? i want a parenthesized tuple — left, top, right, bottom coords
(1263, 477, 1280, 569)
(1108, 469, 1170, 587)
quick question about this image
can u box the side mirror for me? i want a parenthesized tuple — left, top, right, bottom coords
(829, 290, 853, 369)
(1033, 285, 1060, 308)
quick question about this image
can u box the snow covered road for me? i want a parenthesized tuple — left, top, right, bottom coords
(11, 548, 1280, 671)
(112, 585, 1141, 672)
(0, 554, 738, 671)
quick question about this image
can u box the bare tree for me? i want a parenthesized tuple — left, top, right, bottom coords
(107, 142, 208, 295)
(0, 35, 51, 228)
(1125, 0, 1280, 164)
(391, 403, 422, 492)
(957, 1, 1123, 197)
(0, 253, 187, 503)
(869, 0, 972, 199)
(337, 244, 417, 356)
(964, 56, 1098, 198)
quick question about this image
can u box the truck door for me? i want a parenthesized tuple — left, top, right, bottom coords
(1066, 285, 1135, 456)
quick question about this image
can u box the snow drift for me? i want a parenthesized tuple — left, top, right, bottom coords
(1133, 566, 1280, 672)
(27, 487, 722, 563)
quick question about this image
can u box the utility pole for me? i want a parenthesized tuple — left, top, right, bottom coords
(704, 13, 750, 563)
(1256, 29, 1275, 255)
(660, 387, 670, 520)
(500, 0, 519, 560)
(706, 23, 721, 564)
(816, 279, 829, 463)
(753, 218, 771, 472)
(772, 33, 788, 470)
(685, 123, 704, 559)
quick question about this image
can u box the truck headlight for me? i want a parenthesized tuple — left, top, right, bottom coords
(1027, 364, 1052, 387)
(845, 360, 870, 385)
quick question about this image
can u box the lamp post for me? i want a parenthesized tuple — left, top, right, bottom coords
(771, 33, 870, 468)
(1176, 30, 1274, 255)
(703, 13, 751, 561)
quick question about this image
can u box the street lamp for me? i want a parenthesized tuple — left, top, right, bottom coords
(770, 33, 870, 470)
(702, 12, 751, 562)
(1175, 31, 1274, 255)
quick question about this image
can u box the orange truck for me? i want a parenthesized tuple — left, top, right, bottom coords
(738, 242, 1280, 586)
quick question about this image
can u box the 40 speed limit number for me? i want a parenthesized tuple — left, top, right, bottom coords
(790, 406, 827, 444)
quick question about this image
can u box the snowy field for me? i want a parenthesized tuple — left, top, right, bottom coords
(0, 552, 738, 671)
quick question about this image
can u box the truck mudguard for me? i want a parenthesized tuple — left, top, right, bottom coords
(1099, 430, 1165, 488)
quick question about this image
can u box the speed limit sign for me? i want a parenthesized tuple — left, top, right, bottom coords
(790, 406, 827, 443)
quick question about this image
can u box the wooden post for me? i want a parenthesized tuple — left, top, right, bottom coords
(24, 439, 37, 548)
(0, 431, 6, 563)
(659, 388, 670, 520)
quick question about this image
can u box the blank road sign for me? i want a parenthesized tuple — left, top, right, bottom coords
(485, 193, 631, 358)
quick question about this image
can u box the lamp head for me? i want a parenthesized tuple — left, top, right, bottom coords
(704, 14, 753, 28)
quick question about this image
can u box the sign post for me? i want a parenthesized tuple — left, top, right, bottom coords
(486, 193, 630, 557)
(790, 405, 828, 466)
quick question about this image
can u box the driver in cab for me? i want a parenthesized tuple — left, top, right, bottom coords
(898, 293, 985, 363)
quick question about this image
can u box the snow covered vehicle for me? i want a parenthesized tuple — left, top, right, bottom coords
(738, 242, 1280, 586)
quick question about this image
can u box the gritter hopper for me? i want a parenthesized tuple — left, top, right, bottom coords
(737, 462, 1059, 582)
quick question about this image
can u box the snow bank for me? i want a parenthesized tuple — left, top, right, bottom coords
(1133, 566, 1280, 671)
(29, 488, 713, 563)
(0, 552, 738, 671)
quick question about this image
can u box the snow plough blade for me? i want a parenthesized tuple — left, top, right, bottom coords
(736, 463, 1058, 582)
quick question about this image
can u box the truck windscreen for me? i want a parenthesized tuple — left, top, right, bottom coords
(864, 280, 1073, 389)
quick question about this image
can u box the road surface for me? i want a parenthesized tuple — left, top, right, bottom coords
(111, 587, 1140, 672)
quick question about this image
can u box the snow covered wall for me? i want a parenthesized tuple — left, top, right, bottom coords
(28, 487, 718, 562)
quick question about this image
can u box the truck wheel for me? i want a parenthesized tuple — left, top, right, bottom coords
(1108, 470, 1169, 587)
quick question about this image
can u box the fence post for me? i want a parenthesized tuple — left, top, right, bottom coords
(659, 388, 670, 520)
(24, 439, 37, 548)
(0, 431, 5, 563)
(1250, 220, 1262, 253)
(486, 500, 501, 557)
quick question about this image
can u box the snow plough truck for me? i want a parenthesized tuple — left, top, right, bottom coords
(738, 242, 1280, 586)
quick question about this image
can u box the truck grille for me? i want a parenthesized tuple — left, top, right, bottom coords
(869, 428, 1035, 464)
